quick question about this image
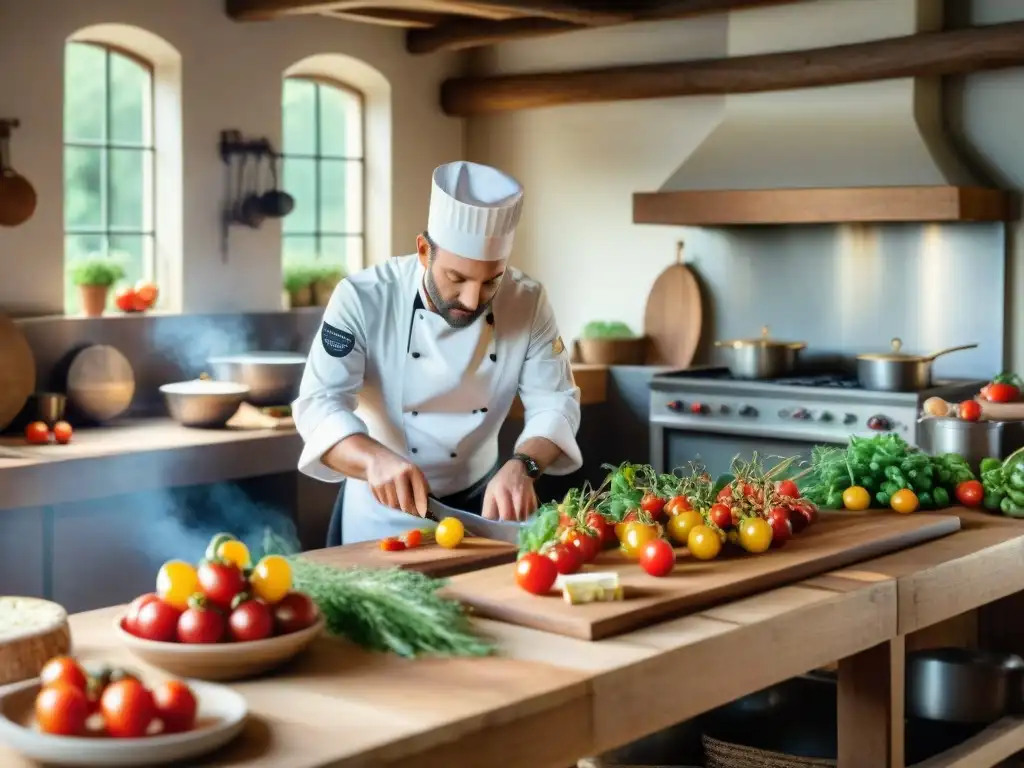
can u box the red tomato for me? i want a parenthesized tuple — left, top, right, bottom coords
(197, 561, 246, 610)
(638, 539, 675, 577)
(115, 287, 139, 313)
(272, 592, 319, 634)
(787, 506, 811, 534)
(135, 281, 160, 309)
(133, 599, 182, 642)
(546, 543, 582, 575)
(228, 597, 274, 642)
(401, 529, 423, 548)
(958, 400, 982, 422)
(768, 507, 793, 546)
(515, 553, 558, 595)
(52, 421, 73, 445)
(716, 486, 734, 503)
(35, 682, 89, 736)
(379, 537, 406, 552)
(665, 495, 692, 516)
(776, 480, 800, 499)
(640, 493, 667, 520)
(709, 503, 733, 530)
(39, 657, 88, 692)
(565, 530, 600, 563)
(622, 509, 640, 523)
(101, 678, 155, 738)
(984, 382, 1020, 403)
(24, 421, 49, 445)
(125, 593, 160, 634)
(152, 680, 196, 734)
(584, 511, 617, 548)
(177, 601, 226, 644)
(955, 479, 984, 507)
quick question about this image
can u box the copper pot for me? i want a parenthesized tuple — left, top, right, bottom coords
(0, 119, 37, 228)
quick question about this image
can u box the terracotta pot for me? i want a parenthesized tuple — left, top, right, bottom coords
(78, 285, 110, 318)
(287, 286, 313, 309)
(576, 336, 648, 365)
(313, 277, 340, 307)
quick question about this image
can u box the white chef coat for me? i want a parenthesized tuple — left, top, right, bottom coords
(292, 253, 583, 544)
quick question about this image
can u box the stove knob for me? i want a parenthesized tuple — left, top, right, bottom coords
(667, 400, 684, 412)
(843, 413, 857, 425)
(719, 404, 731, 415)
(777, 408, 790, 419)
(867, 415, 892, 431)
(690, 402, 706, 415)
(817, 411, 834, 423)
(738, 404, 758, 418)
(792, 408, 811, 420)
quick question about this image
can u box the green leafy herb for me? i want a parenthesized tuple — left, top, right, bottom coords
(517, 502, 561, 554)
(69, 257, 125, 287)
(580, 321, 635, 340)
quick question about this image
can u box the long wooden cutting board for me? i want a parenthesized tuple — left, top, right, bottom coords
(444, 511, 961, 640)
(301, 537, 517, 579)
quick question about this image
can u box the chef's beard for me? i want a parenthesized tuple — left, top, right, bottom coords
(424, 257, 493, 329)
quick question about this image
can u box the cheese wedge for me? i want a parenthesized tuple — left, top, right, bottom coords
(560, 572, 624, 605)
(0, 596, 72, 685)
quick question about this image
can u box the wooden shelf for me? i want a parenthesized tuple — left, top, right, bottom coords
(632, 186, 1013, 226)
(909, 716, 1024, 768)
(506, 363, 608, 420)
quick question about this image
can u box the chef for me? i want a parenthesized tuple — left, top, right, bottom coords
(293, 160, 583, 545)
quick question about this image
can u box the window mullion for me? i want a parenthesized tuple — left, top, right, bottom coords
(102, 48, 112, 257)
(314, 83, 322, 260)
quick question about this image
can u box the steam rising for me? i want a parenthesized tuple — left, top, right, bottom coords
(148, 316, 267, 376)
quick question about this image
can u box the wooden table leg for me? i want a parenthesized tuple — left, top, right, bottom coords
(837, 636, 905, 768)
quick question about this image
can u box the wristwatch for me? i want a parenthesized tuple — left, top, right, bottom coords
(512, 452, 541, 479)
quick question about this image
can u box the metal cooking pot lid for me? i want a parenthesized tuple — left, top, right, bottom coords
(715, 325, 806, 349)
(857, 337, 927, 362)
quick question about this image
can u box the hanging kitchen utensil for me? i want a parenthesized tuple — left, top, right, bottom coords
(238, 152, 266, 229)
(0, 312, 35, 432)
(643, 240, 703, 368)
(0, 119, 37, 228)
(65, 344, 136, 422)
(714, 325, 806, 380)
(259, 150, 295, 219)
(856, 338, 978, 392)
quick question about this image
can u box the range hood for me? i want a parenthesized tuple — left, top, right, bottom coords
(633, 0, 1010, 226)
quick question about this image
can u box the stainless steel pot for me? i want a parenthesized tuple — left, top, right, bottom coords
(714, 325, 805, 380)
(856, 338, 978, 392)
(906, 647, 1024, 724)
(160, 380, 250, 428)
(206, 352, 306, 406)
(918, 417, 1024, 471)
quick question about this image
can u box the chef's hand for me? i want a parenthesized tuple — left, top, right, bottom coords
(365, 451, 430, 517)
(482, 460, 538, 522)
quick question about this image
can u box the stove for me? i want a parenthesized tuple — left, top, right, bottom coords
(648, 367, 986, 476)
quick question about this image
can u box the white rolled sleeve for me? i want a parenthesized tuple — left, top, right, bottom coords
(515, 290, 583, 476)
(292, 279, 369, 483)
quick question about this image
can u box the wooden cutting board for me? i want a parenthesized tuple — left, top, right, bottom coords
(0, 313, 34, 432)
(643, 240, 702, 368)
(444, 511, 961, 641)
(66, 344, 135, 422)
(301, 537, 517, 579)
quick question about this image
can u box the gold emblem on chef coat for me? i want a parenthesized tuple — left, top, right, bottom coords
(552, 336, 565, 355)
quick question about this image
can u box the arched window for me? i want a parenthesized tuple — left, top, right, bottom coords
(64, 40, 155, 313)
(281, 77, 364, 276)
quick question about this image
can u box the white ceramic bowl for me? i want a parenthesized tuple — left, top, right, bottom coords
(114, 615, 325, 681)
(0, 678, 247, 766)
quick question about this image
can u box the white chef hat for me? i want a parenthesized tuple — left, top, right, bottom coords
(427, 161, 524, 262)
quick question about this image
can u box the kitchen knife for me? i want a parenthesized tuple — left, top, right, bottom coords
(426, 496, 524, 546)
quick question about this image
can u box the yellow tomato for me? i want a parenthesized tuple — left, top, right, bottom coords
(667, 510, 703, 545)
(156, 560, 198, 610)
(435, 517, 465, 549)
(738, 517, 773, 554)
(842, 486, 871, 511)
(216, 539, 251, 569)
(890, 489, 919, 515)
(620, 522, 659, 558)
(250, 555, 292, 603)
(687, 525, 722, 561)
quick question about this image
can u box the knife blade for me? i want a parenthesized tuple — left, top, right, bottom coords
(426, 496, 524, 546)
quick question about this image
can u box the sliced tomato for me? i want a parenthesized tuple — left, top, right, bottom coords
(379, 537, 406, 552)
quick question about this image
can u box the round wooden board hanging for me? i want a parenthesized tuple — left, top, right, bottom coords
(0, 312, 35, 432)
(66, 344, 136, 422)
(643, 240, 703, 368)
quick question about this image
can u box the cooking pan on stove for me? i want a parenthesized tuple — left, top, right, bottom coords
(714, 326, 805, 380)
(856, 338, 978, 392)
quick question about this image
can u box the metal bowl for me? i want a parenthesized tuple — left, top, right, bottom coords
(206, 352, 306, 406)
(159, 380, 250, 429)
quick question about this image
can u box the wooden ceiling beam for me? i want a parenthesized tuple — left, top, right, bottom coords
(226, 0, 625, 23)
(328, 8, 447, 26)
(406, 0, 805, 53)
(440, 19, 1024, 115)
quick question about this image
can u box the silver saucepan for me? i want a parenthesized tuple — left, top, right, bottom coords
(856, 338, 978, 392)
(714, 325, 806, 380)
(207, 351, 306, 406)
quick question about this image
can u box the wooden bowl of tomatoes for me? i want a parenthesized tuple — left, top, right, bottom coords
(115, 534, 324, 681)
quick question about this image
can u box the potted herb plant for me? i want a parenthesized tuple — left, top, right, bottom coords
(283, 265, 315, 308)
(69, 257, 125, 317)
(311, 266, 344, 307)
(576, 321, 648, 365)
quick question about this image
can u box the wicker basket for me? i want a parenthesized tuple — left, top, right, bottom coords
(577, 760, 700, 768)
(576, 336, 648, 365)
(702, 735, 836, 768)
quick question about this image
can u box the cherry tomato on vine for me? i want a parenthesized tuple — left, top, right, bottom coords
(739, 517, 773, 553)
(639, 539, 675, 577)
(955, 480, 984, 507)
(687, 525, 722, 560)
(547, 543, 583, 575)
(776, 480, 800, 499)
(640, 493, 667, 520)
(668, 509, 702, 545)
(515, 553, 558, 595)
(709, 503, 733, 530)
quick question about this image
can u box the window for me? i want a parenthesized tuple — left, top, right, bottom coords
(64, 41, 155, 313)
(281, 77, 364, 276)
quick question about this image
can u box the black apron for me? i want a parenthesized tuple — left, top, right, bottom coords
(325, 462, 499, 547)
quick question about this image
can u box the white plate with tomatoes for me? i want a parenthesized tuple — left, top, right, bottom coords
(0, 661, 247, 766)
